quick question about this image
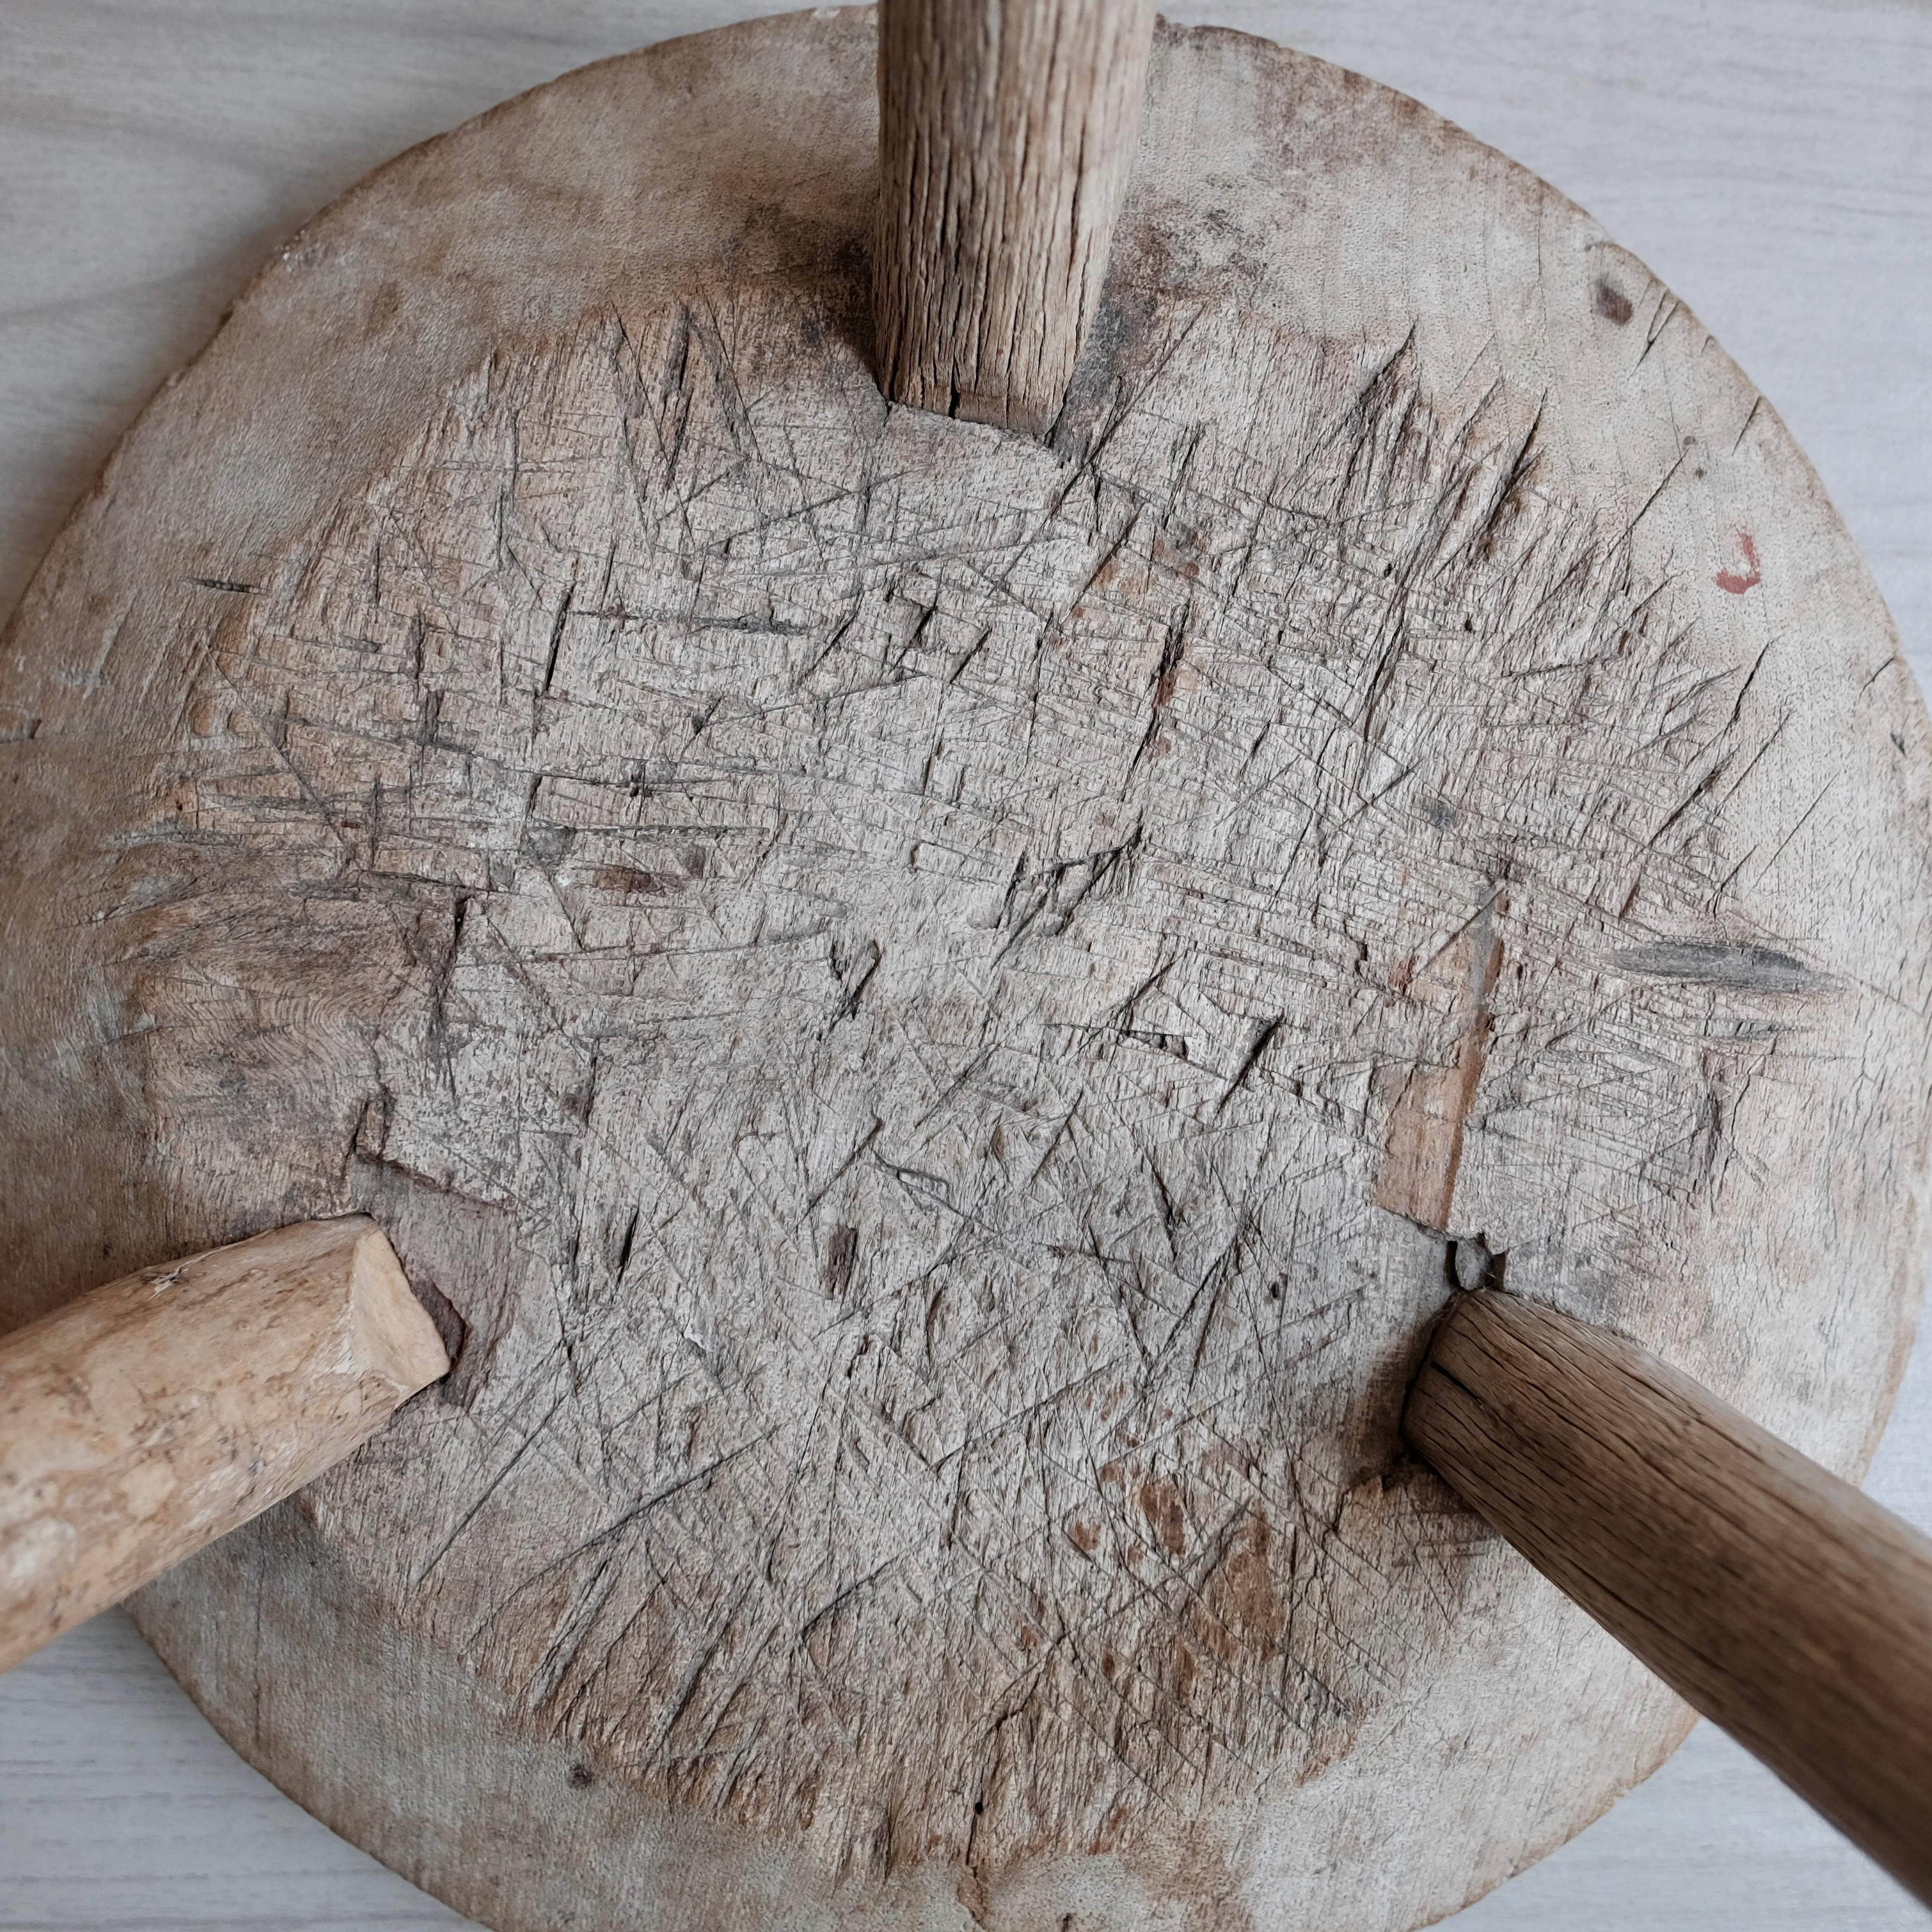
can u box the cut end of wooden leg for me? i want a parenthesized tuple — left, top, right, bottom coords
(343, 1218, 454, 1399)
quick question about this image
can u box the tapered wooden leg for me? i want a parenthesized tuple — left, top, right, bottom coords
(874, 0, 1156, 433)
(0, 1217, 448, 1674)
(1405, 1289, 1932, 1906)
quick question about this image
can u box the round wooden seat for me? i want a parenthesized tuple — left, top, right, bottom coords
(1, 12, 1925, 1929)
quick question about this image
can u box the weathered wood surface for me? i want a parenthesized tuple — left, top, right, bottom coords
(1407, 1290, 1932, 1906)
(0, 1219, 449, 1675)
(874, 0, 1155, 432)
(1, 8, 1928, 1931)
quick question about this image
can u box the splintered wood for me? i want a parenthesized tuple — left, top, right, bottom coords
(1, 14, 1926, 1932)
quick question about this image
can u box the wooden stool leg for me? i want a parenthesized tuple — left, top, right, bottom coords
(1405, 1289, 1932, 1906)
(0, 1217, 448, 1673)
(874, 0, 1156, 433)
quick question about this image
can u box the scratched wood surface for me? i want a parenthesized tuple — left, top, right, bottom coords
(2, 4, 1931, 1931)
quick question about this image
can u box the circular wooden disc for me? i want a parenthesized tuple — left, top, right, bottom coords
(4, 11, 1929, 1930)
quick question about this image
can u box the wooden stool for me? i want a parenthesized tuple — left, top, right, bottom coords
(2, 8, 1928, 1928)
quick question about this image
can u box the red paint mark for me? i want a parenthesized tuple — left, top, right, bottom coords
(1716, 531, 1762, 595)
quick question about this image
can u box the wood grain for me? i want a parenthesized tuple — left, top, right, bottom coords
(874, 0, 1155, 431)
(0, 1218, 447, 1675)
(1, 7, 1927, 1931)
(1405, 1289, 1932, 1906)
(7, 5, 1932, 1930)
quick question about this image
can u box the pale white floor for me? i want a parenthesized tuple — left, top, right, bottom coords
(2, 1, 1930, 1926)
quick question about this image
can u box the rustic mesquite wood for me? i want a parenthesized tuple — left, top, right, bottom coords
(0, 1218, 447, 1675)
(1, 8, 1928, 1931)
(874, 0, 1155, 431)
(1404, 1290, 1932, 1908)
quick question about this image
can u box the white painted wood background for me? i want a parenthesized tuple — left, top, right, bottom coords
(0, 1, 1927, 1925)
